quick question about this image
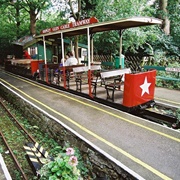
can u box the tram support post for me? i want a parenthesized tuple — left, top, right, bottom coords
(61, 33, 67, 89)
(119, 30, 124, 69)
(87, 27, 93, 98)
(43, 36, 49, 83)
(91, 36, 94, 63)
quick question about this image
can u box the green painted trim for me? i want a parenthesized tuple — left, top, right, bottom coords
(143, 65, 166, 71)
(156, 76, 180, 82)
(102, 61, 114, 66)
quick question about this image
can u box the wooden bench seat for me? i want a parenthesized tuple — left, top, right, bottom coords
(91, 65, 102, 96)
(59, 64, 84, 88)
(100, 68, 131, 102)
(73, 65, 101, 94)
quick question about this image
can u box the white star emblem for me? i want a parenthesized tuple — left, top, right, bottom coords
(140, 76, 151, 96)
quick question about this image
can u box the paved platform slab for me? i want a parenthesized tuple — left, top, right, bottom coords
(155, 87, 180, 107)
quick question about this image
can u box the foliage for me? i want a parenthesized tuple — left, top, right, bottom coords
(155, 60, 180, 90)
(40, 147, 84, 180)
(86, 0, 164, 55)
(146, 0, 180, 57)
(0, 0, 52, 36)
(155, 34, 179, 57)
(167, 1, 180, 54)
(0, 0, 179, 65)
(176, 109, 180, 121)
(0, 147, 3, 153)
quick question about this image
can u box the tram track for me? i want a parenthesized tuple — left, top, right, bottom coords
(138, 102, 180, 129)
(0, 98, 36, 179)
(0, 98, 57, 179)
(0, 131, 28, 180)
(1, 99, 37, 143)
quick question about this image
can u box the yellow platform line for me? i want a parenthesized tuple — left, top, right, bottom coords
(155, 97, 180, 106)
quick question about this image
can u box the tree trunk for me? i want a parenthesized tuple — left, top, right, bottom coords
(69, 0, 81, 61)
(159, 0, 170, 35)
(30, 10, 37, 35)
(16, 7, 20, 38)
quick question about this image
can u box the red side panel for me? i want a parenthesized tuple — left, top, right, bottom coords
(123, 70, 156, 107)
(31, 60, 44, 75)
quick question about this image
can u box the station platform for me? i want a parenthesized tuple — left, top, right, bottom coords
(154, 87, 180, 107)
(0, 154, 12, 180)
(0, 71, 180, 180)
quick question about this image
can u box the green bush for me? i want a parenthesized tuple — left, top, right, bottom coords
(40, 147, 85, 180)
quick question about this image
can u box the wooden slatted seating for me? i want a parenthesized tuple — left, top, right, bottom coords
(91, 65, 102, 96)
(73, 65, 102, 93)
(100, 68, 131, 102)
(59, 64, 84, 88)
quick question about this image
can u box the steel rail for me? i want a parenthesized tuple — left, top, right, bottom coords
(140, 104, 179, 128)
(0, 131, 28, 180)
(0, 100, 36, 143)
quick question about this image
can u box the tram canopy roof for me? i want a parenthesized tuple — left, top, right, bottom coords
(35, 16, 162, 40)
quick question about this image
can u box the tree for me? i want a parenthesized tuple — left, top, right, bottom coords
(158, 0, 170, 35)
(0, 0, 21, 38)
(167, 0, 180, 43)
(9, 0, 52, 35)
(68, 0, 81, 59)
(91, 0, 154, 54)
(148, 0, 179, 56)
(52, 0, 149, 55)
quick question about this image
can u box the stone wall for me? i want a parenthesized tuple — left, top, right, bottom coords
(0, 84, 137, 180)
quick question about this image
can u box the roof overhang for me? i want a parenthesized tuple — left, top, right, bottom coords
(35, 16, 162, 40)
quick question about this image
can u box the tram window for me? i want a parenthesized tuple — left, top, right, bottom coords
(28, 47, 37, 58)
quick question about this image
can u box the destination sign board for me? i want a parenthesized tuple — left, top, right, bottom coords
(165, 67, 180, 73)
(41, 17, 98, 34)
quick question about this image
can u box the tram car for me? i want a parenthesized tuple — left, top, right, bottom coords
(5, 58, 44, 78)
(5, 16, 162, 112)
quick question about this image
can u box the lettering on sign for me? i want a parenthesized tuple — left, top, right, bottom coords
(59, 23, 70, 30)
(71, 19, 90, 28)
(41, 28, 51, 34)
(52, 26, 60, 32)
(165, 67, 180, 72)
(40, 17, 98, 34)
